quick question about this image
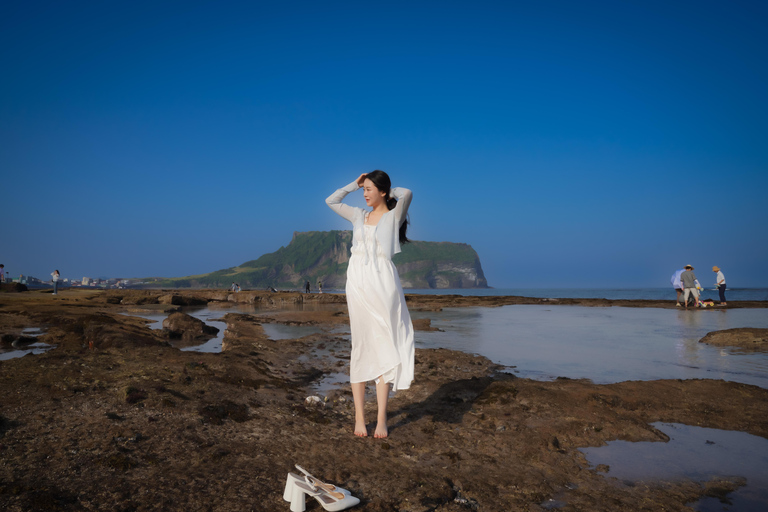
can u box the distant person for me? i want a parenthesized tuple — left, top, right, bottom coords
(670, 268, 684, 306)
(326, 170, 414, 438)
(51, 270, 60, 295)
(230, 282, 237, 292)
(680, 265, 701, 309)
(317, 280, 323, 294)
(305, 281, 311, 293)
(235, 283, 241, 292)
(713, 266, 727, 306)
(0, 264, 4, 283)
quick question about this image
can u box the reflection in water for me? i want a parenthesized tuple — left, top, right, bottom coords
(580, 422, 768, 512)
(0, 342, 55, 361)
(122, 308, 227, 353)
(0, 327, 55, 361)
(121, 304, 768, 387)
(123, 304, 347, 353)
(261, 323, 326, 340)
(415, 306, 768, 387)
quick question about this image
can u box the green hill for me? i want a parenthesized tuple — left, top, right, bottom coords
(145, 230, 488, 290)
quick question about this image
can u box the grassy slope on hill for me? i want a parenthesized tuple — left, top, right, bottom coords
(145, 231, 481, 288)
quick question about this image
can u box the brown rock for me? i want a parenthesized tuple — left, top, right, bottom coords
(0, 282, 28, 292)
(412, 317, 442, 331)
(162, 311, 219, 341)
(700, 328, 768, 351)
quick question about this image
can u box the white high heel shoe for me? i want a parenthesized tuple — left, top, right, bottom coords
(295, 465, 351, 496)
(290, 480, 360, 512)
(282, 466, 359, 512)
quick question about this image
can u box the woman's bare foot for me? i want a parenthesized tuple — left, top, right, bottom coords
(354, 419, 368, 437)
(374, 423, 388, 438)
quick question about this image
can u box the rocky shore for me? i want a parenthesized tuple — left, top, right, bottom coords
(1, 289, 767, 511)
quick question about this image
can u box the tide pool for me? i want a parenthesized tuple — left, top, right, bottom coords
(413, 305, 768, 388)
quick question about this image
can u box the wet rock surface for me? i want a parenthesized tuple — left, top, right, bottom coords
(0, 288, 767, 511)
(162, 311, 219, 342)
(700, 327, 768, 351)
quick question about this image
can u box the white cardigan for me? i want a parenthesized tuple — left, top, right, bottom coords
(326, 180, 413, 266)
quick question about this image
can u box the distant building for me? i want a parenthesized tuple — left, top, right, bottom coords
(82, 277, 91, 286)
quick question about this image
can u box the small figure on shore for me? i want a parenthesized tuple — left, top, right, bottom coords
(680, 265, 701, 309)
(326, 170, 414, 438)
(235, 283, 241, 292)
(317, 280, 323, 294)
(713, 266, 727, 306)
(671, 268, 684, 306)
(305, 281, 311, 293)
(0, 264, 4, 283)
(51, 270, 60, 295)
(230, 282, 237, 292)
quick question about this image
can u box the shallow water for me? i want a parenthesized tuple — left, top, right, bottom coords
(406, 287, 768, 301)
(123, 305, 345, 352)
(580, 422, 768, 511)
(413, 305, 768, 388)
(0, 327, 55, 361)
(0, 341, 55, 361)
(127, 303, 768, 387)
(121, 308, 228, 353)
(261, 323, 327, 340)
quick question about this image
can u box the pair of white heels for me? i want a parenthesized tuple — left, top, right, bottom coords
(283, 465, 360, 512)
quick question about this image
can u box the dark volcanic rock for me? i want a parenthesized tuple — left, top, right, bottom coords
(162, 311, 219, 341)
(1, 289, 768, 511)
(0, 282, 28, 293)
(158, 294, 208, 306)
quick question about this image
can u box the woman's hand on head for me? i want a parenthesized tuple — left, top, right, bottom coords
(356, 173, 368, 188)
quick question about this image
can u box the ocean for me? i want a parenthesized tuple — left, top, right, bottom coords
(404, 287, 768, 301)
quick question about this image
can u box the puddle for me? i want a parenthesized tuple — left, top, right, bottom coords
(0, 342, 56, 361)
(179, 317, 227, 353)
(0, 328, 55, 361)
(122, 308, 227, 353)
(133, 313, 167, 330)
(124, 304, 350, 353)
(260, 323, 348, 340)
(580, 422, 768, 511)
(260, 323, 326, 340)
(312, 370, 350, 395)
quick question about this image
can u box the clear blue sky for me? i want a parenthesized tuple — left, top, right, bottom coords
(2, 0, 767, 288)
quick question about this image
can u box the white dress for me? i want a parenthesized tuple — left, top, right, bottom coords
(346, 222, 415, 390)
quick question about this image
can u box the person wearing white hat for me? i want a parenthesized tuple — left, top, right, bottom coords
(713, 266, 727, 306)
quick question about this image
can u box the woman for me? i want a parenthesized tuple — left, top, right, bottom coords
(51, 270, 60, 295)
(326, 170, 414, 438)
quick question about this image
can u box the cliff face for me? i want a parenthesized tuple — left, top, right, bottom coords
(152, 230, 488, 289)
(393, 242, 488, 289)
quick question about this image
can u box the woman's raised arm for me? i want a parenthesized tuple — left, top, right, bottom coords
(325, 180, 362, 223)
(390, 187, 412, 226)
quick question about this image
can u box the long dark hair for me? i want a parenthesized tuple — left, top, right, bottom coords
(366, 170, 409, 244)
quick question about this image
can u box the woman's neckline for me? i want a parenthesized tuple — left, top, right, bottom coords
(364, 210, 388, 227)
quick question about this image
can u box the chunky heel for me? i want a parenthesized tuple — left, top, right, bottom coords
(286, 466, 360, 511)
(290, 482, 307, 512)
(283, 473, 295, 502)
